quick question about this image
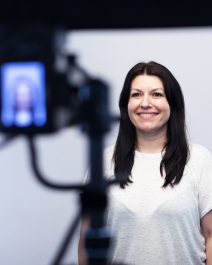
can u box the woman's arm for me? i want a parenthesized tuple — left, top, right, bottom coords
(201, 210, 212, 265)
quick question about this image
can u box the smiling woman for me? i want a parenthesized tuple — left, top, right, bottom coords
(78, 61, 212, 265)
(114, 61, 188, 188)
(108, 61, 212, 265)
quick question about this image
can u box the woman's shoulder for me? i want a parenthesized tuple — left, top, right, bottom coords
(182, 143, 212, 186)
(189, 142, 212, 157)
(188, 142, 212, 166)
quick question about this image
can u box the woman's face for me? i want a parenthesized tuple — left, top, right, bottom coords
(127, 74, 170, 138)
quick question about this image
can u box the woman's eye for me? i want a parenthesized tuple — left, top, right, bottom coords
(131, 92, 141, 97)
(153, 92, 163, 97)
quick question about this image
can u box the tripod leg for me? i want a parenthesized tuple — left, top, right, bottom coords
(51, 210, 81, 265)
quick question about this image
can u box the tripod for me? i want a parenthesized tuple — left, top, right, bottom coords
(27, 78, 119, 265)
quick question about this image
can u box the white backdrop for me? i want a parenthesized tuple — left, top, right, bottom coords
(0, 27, 212, 265)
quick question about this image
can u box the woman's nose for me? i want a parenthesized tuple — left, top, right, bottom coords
(140, 95, 151, 108)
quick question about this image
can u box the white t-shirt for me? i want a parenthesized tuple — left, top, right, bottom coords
(103, 143, 212, 265)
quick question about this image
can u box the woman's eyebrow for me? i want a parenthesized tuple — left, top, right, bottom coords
(151, 88, 164, 91)
(130, 87, 164, 91)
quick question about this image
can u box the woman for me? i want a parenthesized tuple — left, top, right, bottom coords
(79, 61, 212, 265)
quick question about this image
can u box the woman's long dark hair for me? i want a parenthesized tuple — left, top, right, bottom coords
(113, 61, 189, 188)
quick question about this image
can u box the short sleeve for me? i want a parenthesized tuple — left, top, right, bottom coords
(198, 148, 212, 218)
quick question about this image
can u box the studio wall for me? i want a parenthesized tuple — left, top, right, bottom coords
(0, 27, 212, 264)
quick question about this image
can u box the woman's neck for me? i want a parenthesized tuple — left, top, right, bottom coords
(136, 131, 167, 153)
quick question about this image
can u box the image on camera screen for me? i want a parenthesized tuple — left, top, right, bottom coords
(0, 61, 47, 128)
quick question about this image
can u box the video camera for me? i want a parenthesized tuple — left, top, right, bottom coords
(0, 22, 114, 265)
(0, 23, 111, 136)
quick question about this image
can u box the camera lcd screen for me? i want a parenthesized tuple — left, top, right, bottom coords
(0, 61, 47, 128)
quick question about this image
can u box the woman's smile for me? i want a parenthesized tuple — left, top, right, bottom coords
(138, 112, 159, 119)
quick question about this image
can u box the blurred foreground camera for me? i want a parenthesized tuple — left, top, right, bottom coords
(0, 23, 111, 136)
(0, 22, 114, 265)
